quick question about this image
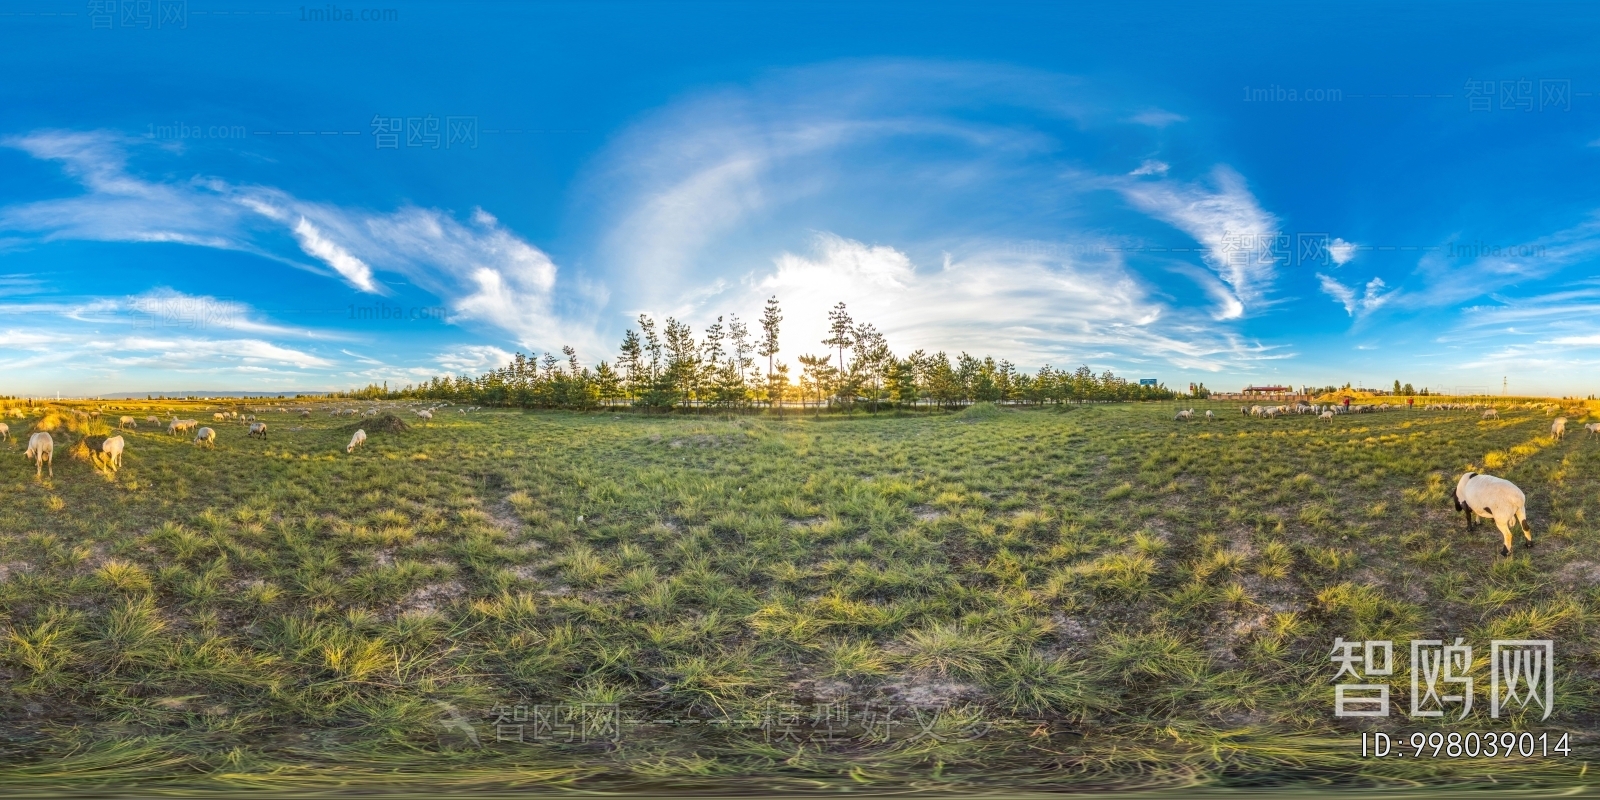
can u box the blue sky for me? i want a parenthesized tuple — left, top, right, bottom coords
(4, 1, 1600, 396)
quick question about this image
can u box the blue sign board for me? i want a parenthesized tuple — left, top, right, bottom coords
(1139, 378, 1158, 386)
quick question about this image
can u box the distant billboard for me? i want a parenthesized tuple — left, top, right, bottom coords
(1139, 378, 1158, 386)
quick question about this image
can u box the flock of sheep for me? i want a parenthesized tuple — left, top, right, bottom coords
(1166, 400, 1595, 558)
(4, 396, 1585, 560)
(1174, 402, 1363, 422)
(7, 400, 477, 478)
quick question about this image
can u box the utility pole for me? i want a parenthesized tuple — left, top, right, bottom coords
(1502, 376, 1507, 396)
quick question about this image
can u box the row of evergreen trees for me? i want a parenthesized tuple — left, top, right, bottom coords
(357, 297, 1176, 410)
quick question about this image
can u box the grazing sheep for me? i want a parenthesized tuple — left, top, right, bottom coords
(1205, 410, 1214, 420)
(347, 429, 367, 453)
(25, 431, 52, 477)
(146, 416, 159, 424)
(1551, 417, 1567, 440)
(1454, 471, 1531, 557)
(1481, 409, 1498, 419)
(0, 422, 7, 442)
(1175, 409, 1194, 421)
(213, 412, 227, 422)
(194, 427, 216, 448)
(168, 419, 198, 436)
(119, 415, 137, 430)
(248, 422, 267, 439)
(101, 435, 125, 470)
(300, 410, 311, 418)
(417, 410, 433, 420)
(1587, 422, 1600, 438)
(1320, 410, 1335, 421)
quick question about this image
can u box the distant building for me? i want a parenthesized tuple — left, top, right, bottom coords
(1243, 385, 1292, 395)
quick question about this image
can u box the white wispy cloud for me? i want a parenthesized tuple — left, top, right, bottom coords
(1328, 237, 1357, 266)
(290, 217, 380, 293)
(1129, 109, 1187, 127)
(1118, 166, 1284, 317)
(712, 233, 1280, 372)
(436, 344, 517, 374)
(0, 130, 570, 348)
(584, 59, 1307, 377)
(1129, 159, 1170, 176)
(2, 288, 334, 339)
(1317, 273, 1392, 316)
(1392, 216, 1600, 311)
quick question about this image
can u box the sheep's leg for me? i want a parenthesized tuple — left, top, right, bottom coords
(1493, 514, 1514, 557)
(1518, 511, 1533, 544)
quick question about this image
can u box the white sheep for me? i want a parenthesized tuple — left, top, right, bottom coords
(194, 427, 216, 448)
(1587, 422, 1600, 438)
(248, 422, 268, 439)
(347, 429, 367, 453)
(1320, 410, 1334, 421)
(1551, 417, 1567, 440)
(417, 410, 433, 420)
(101, 435, 125, 470)
(1205, 410, 1214, 420)
(213, 412, 227, 422)
(146, 415, 159, 424)
(25, 431, 53, 477)
(0, 422, 7, 442)
(1454, 471, 1531, 557)
(119, 416, 137, 430)
(1175, 409, 1194, 421)
(1481, 409, 1498, 419)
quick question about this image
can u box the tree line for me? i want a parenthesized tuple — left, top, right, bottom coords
(353, 297, 1176, 410)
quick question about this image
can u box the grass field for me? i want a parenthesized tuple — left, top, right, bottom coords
(2, 398, 1598, 795)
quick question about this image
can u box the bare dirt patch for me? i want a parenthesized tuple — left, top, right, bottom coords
(1555, 560, 1600, 586)
(880, 677, 988, 706)
(395, 581, 466, 614)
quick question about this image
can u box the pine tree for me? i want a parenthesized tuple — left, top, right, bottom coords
(618, 329, 643, 400)
(664, 317, 698, 409)
(824, 302, 854, 374)
(758, 296, 783, 409)
(728, 314, 753, 387)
